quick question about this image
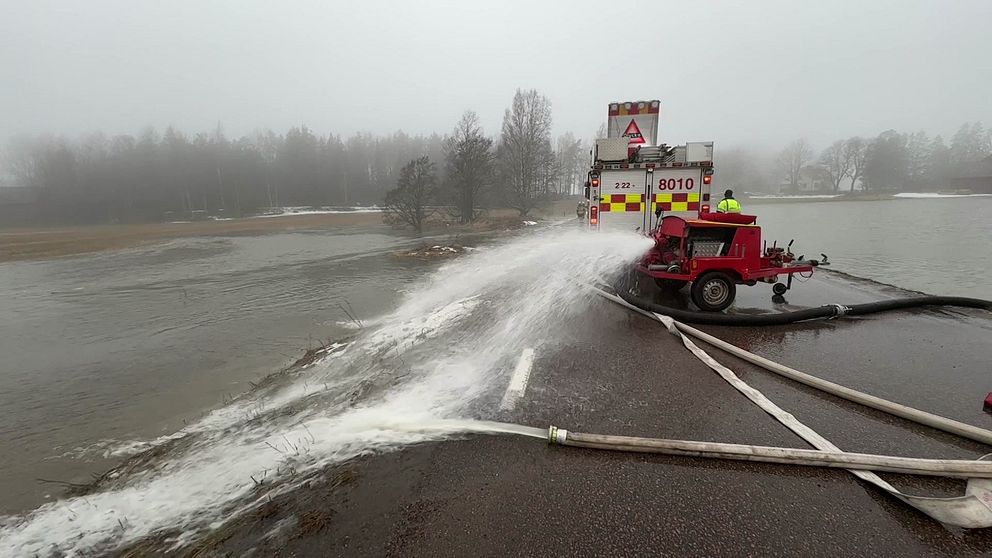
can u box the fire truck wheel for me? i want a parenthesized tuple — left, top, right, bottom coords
(691, 271, 737, 312)
(773, 282, 788, 296)
(655, 278, 688, 291)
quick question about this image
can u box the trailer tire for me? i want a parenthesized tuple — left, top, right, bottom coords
(773, 282, 788, 295)
(655, 278, 688, 291)
(691, 271, 736, 312)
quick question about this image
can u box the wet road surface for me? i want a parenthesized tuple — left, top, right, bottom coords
(202, 270, 992, 557)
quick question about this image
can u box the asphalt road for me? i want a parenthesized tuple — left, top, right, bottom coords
(205, 271, 992, 557)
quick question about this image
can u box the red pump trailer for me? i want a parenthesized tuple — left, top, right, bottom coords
(639, 213, 823, 311)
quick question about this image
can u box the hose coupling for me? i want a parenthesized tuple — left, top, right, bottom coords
(548, 425, 569, 445)
(825, 303, 851, 318)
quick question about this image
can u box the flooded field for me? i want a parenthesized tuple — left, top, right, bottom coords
(0, 226, 424, 514)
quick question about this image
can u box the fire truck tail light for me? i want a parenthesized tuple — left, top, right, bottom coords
(591, 177, 600, 187)
(590, 205, 598, 225)
(702, 204, 711, 213)
(703, 175, 712, 185)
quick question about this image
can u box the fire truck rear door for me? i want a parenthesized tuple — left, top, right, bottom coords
(597, 169, 649, 232)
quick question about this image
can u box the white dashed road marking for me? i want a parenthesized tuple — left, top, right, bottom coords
(499, 348, 535, 411)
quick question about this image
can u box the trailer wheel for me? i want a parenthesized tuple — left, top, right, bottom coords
(772, 282, 788, 296)
(691, 271, 736, 312)
(655, 278, 688, 291)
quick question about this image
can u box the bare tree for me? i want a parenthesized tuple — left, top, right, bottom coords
(819, 140, 850, 192)
(595, 123, 607, 140)
(778, 139, 812, 191)
(498, 89, 553, 216)
(2, 135, 41, 187)
(554, 133, 583, 195)
(905, 130, 931, 189)
(253, 129, 281, 208)
(444, 111, 493, 223)
(842, 137, 868, 192)
(384, 155, 436, 233)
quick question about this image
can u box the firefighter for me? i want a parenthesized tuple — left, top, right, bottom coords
(576, 200, 587, 220)
(717, 189, 742, 213)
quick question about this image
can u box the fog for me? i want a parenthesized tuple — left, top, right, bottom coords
(2, 0, 990, 147)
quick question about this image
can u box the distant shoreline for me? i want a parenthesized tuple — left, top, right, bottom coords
(0, 212, 386, 263)
(745, 192, 991, 204)
(0, 201, 575, 263)
(745, 194, 888, 204)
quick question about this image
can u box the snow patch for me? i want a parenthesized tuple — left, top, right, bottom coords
(894, 192, 992, 199)
(747, 194, 842, 199)
(250, 206, 382, 218)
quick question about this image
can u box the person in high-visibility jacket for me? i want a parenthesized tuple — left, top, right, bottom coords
(717, 189, 742, 213)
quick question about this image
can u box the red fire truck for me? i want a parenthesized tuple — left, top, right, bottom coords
(585, 101, 825, 311)
(585, 100, 715, 232)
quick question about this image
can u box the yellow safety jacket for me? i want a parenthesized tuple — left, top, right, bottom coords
(717, 198, 742, 213)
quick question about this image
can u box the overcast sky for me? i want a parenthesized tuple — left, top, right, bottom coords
(2, 0, 990, 151)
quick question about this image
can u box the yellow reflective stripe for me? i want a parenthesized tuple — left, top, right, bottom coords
(600, 193, 644, 212)
(671, 202, 688, 212)
(599, 194, 643, 203)
(653, 192, 700, 202)
(609, 202, 645, 212)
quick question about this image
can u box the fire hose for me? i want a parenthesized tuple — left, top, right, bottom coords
(546, 427, 992, 479)
(392, 278, 992, 525)
(560, 283, 992, 527)
(606, 284, 992, 446)
(456, 263, 992, 525)
(612, 273, 992, 326)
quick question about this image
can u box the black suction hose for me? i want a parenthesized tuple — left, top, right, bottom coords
(614, 277, 992, 326)
(846, 296, 992, 315)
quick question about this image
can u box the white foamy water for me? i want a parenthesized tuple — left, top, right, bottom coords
(0, 229, 651, 556)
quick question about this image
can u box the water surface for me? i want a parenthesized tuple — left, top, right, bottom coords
(0, 226, 419, 513)
(752, 197, 992, 299)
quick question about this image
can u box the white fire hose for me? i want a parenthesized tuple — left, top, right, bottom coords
(570, 284, 992, 528)
(546, 428, 992, 479)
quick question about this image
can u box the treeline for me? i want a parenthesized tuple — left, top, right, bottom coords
(385, 89, 586, 231)
(2, 89, 587, 225)
(719, 122, 992, 193)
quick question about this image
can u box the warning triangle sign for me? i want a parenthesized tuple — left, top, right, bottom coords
(622, 120, 646, 144)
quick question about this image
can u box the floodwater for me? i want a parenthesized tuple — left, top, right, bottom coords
(752, 196, 992, 299)
(0, 227, 422, 514)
